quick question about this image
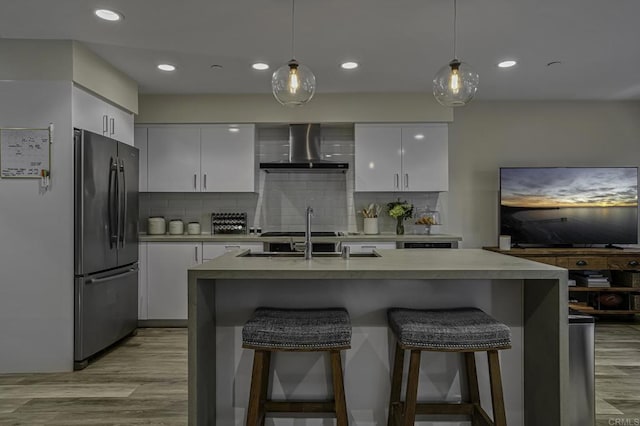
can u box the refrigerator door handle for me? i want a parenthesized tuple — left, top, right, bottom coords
(119, 159, 127, 248)
(108, 158, 118, 248)
(88, 268, 138, 284)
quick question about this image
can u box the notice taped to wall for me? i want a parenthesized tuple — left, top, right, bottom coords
(0, 128, 51, 178)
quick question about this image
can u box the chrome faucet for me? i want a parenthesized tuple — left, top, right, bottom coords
(304, 206, 313, 259)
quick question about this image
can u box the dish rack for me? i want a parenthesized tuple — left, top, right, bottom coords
(211, 212, 247, 234)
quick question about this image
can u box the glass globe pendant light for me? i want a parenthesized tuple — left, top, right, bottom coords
(272, 0, 316, 106)
(433, 0, 479, 107)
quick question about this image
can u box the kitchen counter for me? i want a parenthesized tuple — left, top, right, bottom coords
(188, 249, 568, 425)
(140, 232, 462, 243)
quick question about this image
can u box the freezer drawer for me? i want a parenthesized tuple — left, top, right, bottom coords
(74, 265, 138, 364)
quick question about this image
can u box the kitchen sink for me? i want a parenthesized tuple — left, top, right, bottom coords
(237, 251, 380, 258)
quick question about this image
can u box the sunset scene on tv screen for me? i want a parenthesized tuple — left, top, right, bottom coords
(501, 167, 638, 208)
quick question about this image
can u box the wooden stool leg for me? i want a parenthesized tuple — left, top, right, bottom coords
(246, 350, 269, 426)
(487, 350, 507, 426)
(403, 350, 422, 426)
(258, 351, 271, 426)
(330, 351, 348, 426)
(464, 352, 481, 426)
(387, 342, 405, 426)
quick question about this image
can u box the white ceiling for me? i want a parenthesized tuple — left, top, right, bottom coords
(2, 0, 639, 100)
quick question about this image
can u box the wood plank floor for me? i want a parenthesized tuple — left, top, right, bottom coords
(0, 324, 638, 425)
(0, 328, 187, 425)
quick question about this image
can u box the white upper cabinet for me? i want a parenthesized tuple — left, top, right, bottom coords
(200, 124, 255, 192)
(145, 124, 255, 192)
(147, 127, 201, 192)
(354, 125, 402, 192)
(134, 127, 148, 192)
(72, 86, 134, 145)
(400, 124, 448, 192)
(355, 123, 448, 192)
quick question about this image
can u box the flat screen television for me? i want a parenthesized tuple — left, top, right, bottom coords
(499, 167, 639, 246)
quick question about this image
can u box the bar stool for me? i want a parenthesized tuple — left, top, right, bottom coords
(242, 307, 352, 426)
(386, 307, 512, 426)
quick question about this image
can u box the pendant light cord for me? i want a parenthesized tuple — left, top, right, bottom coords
(291, 0, 296, 59)
(453, 0, 457, 59)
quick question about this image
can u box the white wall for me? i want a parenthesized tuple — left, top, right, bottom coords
(0, 81, 74, 372)
(447, 101, 640, 248)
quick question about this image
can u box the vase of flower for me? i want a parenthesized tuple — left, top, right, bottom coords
(387, 199, 413, 236)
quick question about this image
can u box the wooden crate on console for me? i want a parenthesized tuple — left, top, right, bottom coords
(611, 271, 640, 288)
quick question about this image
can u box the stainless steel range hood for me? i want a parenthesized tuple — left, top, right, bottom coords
(260, 124, 349, 172)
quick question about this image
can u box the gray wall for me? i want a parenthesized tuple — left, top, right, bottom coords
(447, 101, 640, 248)
(0, 81, 74, 373)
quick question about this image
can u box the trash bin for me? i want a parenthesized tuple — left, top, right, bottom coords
(569, 311, 595, 426)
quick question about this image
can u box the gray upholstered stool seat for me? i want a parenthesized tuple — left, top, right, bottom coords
(242, 307, 351, 350)
(242, 307, 351, 426)
(387, 307, 512, 351)
(387, 307, 511, 426)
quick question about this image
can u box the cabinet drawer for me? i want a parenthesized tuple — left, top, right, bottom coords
(556, 256, 607, 270)
(608, 256, 640, 271)
(525, 256, 557, 266)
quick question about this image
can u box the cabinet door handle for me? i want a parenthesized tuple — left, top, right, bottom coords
(575, 260, 587, 266)
(194, 174, 197, 191)
(203, 173, 207, 190)
(225, 245, 241, 251)
(629, 260, 639, 267)
(195, 246, 199, 262)
(110, 118, 115, 136)
(394, 173, 399, 189)
(404, 173, 409, 189)
(103, 115, 109, 134)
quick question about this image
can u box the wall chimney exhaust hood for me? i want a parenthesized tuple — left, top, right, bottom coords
(260, 123, 349, 173)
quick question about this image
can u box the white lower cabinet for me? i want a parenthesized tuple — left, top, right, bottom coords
(343, 241, 397, 253)
(138, 243, 147, 320)
(202, 242, 263, 261)
(146, 242, 202, 320)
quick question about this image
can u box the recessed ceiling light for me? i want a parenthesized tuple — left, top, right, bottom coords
(252, 63, 270, 71)
(414, 134, 425, 140)
(341, 62, 359, 70)
(497, 60, 517, 68)
(95, 9, 122, 21)
(157, 64, 176, 72)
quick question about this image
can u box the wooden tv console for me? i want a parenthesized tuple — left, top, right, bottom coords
(484, 247, 640, 316)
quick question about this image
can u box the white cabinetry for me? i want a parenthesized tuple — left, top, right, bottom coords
(202, 242, 263, 261)
(147, 127, 201, 192)
(145, 124, 255, 192)
(343, 241, 396, 253)
(138, 243, 148, 320)
(72, 86, 134, 145)
(146, 242, 202, 320)
(355, 123, 448, 192)
(201, 125, 255, 192)
(134, 127, 148, 192)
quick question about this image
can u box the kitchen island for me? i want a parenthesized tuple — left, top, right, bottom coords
(188, 249, 568, 426)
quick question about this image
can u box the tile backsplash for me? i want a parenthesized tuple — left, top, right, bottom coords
(139, 124, 446, 235)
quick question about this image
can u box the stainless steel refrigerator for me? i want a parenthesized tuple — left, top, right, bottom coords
(73, 128, 139, 369)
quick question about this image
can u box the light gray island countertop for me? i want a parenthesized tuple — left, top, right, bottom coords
(188, 249, 569, 426)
